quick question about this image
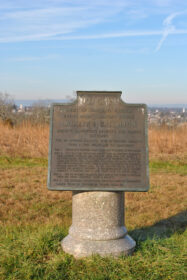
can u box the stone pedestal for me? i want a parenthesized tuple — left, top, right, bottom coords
(62, 191, 136, 258)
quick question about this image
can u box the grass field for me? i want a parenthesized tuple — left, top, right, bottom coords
(0, 123, 186, 280)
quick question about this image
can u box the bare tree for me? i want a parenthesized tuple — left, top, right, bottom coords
(30, 100, 50, 124)
(0, 92, 16, 125)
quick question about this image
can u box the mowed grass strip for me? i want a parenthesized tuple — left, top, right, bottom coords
(0, 156, 48, 168)
(0, 155, 186, 175)
(150, 160, 187, 175)
(0, 163, 186, 228)
(0, 164, 186, 280)
(0, 224, 186, 280)
(0, 123, 186, 279)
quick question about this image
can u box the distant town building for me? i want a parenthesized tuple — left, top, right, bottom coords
(18, 104, 24, 113)
(148, 107, 187, 126)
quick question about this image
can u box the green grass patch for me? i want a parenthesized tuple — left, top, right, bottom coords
(0, 156, 48, 168)
(1, 156, 186, 175)
(0, 225, 186, 280)
(150, 161, 187, 175)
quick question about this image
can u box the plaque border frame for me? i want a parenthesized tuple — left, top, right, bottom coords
(47, 92, 149, 192)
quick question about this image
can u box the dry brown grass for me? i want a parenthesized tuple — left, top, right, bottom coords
(0, 121, 187, 160)
(0, 165, 186, 231)
(0, 166, 72, 227)
(149, 124, 187, 161)
(126, 172, 187, 229)
(0, 121, 49, 158)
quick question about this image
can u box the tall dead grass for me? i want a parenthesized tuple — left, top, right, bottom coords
(149, 124, 187, 160)
(0, 121, 49, 158)
(0, 121, 187, 160)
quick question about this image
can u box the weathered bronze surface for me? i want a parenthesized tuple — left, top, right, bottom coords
(48, 91, 149, 191)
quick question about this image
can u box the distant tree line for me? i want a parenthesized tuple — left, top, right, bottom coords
(0, 92, 50, 126)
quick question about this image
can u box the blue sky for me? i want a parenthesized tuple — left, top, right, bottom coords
(0, 0, 187, 104)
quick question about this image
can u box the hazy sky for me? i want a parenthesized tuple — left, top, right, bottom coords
(0, 0, 187, 104)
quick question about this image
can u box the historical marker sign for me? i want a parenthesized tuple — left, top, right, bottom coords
(48, 91, 149, 191)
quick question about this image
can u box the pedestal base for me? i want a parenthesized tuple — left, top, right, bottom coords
(62, 233, 135, 258)
(61, 191, 136, 258)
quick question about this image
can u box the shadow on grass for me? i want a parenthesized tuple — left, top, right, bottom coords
(129, 210, 187, 241)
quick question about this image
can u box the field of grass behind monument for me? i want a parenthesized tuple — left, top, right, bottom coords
(0, 121, 187, 160)
(0, 122, 186, 280)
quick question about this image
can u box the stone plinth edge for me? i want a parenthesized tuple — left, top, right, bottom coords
(62, 233, 136, 259)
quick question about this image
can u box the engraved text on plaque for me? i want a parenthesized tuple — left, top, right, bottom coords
(48, 91, 149, 191)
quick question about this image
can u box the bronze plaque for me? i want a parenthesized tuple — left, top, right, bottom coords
(48, 91, 149, 191)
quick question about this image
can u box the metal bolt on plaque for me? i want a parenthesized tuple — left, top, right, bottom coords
(48, 91, 149, 258)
